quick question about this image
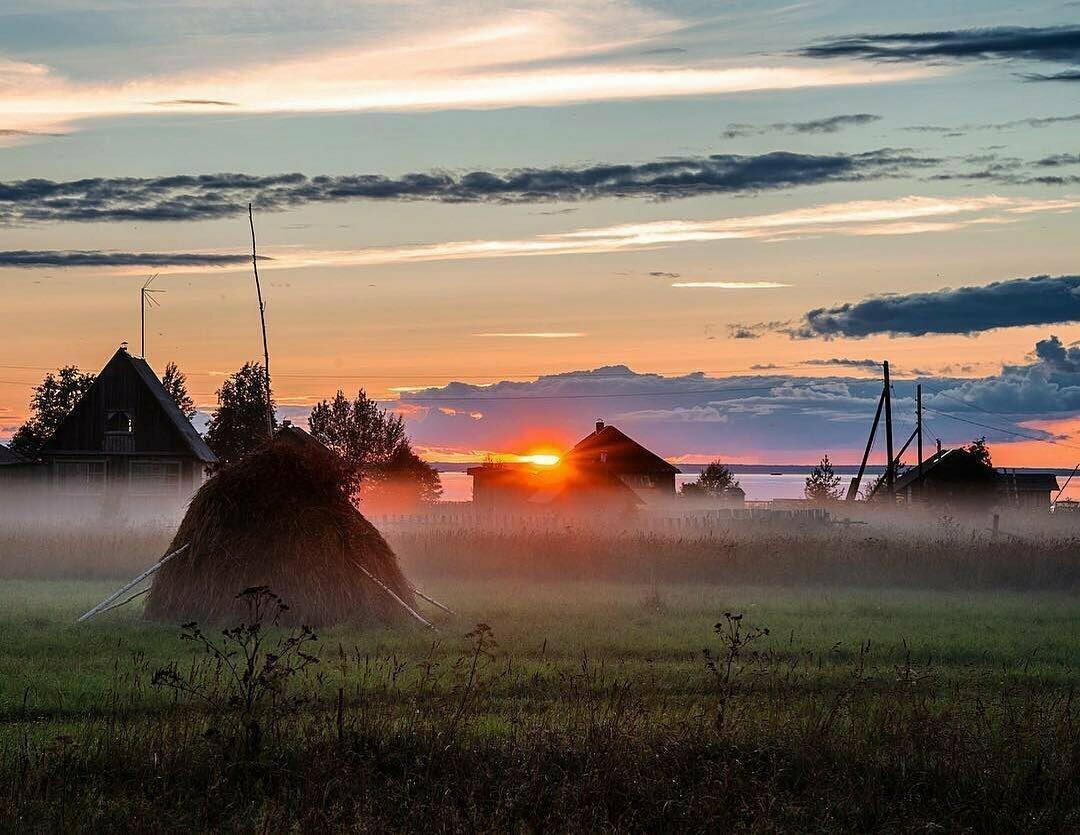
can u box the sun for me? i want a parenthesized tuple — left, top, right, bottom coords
(520, 453, 560, 466)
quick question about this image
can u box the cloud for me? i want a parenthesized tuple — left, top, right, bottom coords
(473, 332, 586, 338)
(671, 281, 788, 288)
(803, 358, 881, 369)
(395, 345, 1080, 460)
(931, 336, 1080, 416)
(801, 26, 1080, 70)
(0, 7, 929, 135)
(781, 274, 1080, 339)
(0, 150, 939, 224)
(1020, 69, 1080, 81)
(246, 194, 1077, 270)
(724, 112, 881, 137)
(150, 98, 239, 107)
(0, 249, 257, 267)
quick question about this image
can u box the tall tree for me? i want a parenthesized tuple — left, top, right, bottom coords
(161, 362, 196, 419)
(204, 362, 275, 464)
(308, 389, 440, 506)
(9, 366, 96, 457)
(681, 460, 740, 497)
(805, 454, 842, 503)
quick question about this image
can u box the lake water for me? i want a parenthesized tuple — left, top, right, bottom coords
(436, 471, 813, 503)
(438, 469, 1080, 502)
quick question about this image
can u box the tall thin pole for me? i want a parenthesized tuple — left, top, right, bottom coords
(883, 360, 895, 500)
(139, 274, 161, 359)
(249, 203, 273, 438)
(846, 386, 884, 501)
(916, 384, 923, 479)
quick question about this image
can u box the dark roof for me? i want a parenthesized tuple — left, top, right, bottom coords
(39, 348, 215, 463)
(893, 448, 953, 491)
(124, 351, 216, 462)
(999, 471, 1060, 491)
(892, 449, 1059, 492)
(562, 423, 680, 474)
(0, 444, 28, 466)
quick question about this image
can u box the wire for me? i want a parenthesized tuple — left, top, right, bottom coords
(922, 406, 1080, 452)
(396, 384, 810, 403)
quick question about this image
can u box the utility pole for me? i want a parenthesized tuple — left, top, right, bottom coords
(883, 360, 895, 500)
(139, 274, 163, 359)
(916, 384, 923, 480)
(248, 203, 274, 438)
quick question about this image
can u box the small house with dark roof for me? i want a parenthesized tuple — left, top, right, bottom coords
(467, 420, 678, 513)
(561, 420, 681, 498)
(32, 346, 215, 501)
(892, 447, 1058, 512)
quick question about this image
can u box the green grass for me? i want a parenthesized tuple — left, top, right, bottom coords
(4, 579, 1080, 715)
(3, 578, 1080, 831)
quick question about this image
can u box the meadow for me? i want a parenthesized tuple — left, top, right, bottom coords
(2, 520, 1080, 830)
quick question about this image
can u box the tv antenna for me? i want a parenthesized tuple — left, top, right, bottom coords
(140, 274, 165, 358)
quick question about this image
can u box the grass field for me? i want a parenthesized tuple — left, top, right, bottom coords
(3, 575, 1080, 830)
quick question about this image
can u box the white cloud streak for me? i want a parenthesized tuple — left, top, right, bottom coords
(0, 5, 933, 133)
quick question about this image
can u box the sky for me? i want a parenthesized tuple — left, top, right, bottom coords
(1, 0, 1080, 468)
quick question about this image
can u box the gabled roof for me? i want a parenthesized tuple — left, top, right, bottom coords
(124, 351, 216, 462)
(893, 448, 1059, 493)
(40, 348, 215, 463)
(562, 423, 680, 474)
(893, 448, 953, 491)
(999, 471, 1060, 491)
(0, 444, 28, 466)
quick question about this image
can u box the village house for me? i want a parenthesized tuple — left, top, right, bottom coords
(1, 346, 215, 509)
(467, 420, 679, 513)
(892, 447, 1059, 512)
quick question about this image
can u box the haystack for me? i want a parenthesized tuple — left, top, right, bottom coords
(144, 432, 417, 627)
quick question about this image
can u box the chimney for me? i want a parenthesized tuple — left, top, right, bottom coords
(595, 419, 605, 433)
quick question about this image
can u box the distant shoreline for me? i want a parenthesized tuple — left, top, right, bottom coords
(431, 462, 1076, 476)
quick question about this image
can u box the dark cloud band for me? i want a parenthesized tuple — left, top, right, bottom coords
(0, 250, 257, 267)
(802, 26, 1080, 65)
(781, 274, 1080, 338)
(0, 150, 937, 224)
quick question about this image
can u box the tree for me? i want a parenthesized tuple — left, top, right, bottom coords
(965, 436, 992, 469)
(308, 389, 441, 507)
(9, 366, 96, 457)
(205, 362, 275, 464)
(161, 362, 196, 419)
(805, 454, 842, 503)
(681, 460, 740, 497)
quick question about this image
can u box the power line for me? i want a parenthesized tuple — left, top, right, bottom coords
(922, 406, 1080, 452)
(394, 384, 810, 403)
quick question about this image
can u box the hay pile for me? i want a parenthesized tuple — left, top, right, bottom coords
(144, 433, 416, 626)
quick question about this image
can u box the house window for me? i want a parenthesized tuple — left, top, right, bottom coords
(130, 460, 182, 495)
(105, 410, 134, 434)
(56, 461, 106, 494)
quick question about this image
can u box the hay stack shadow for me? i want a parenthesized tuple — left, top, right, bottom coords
(144, 428, 417, 627)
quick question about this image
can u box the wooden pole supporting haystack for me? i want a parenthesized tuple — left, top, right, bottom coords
(411, 586, 455, 615)
(358, 564, 434, 629)
(77, 544, 189, 624)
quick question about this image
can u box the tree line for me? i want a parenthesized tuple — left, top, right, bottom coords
(8, 360, 440, 509)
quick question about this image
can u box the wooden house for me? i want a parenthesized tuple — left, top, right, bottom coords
(560, 420, 681, 498)
(892, 448, 1058, 512)
(33, 346, 215, 501)
(467, 420, 678, 513)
